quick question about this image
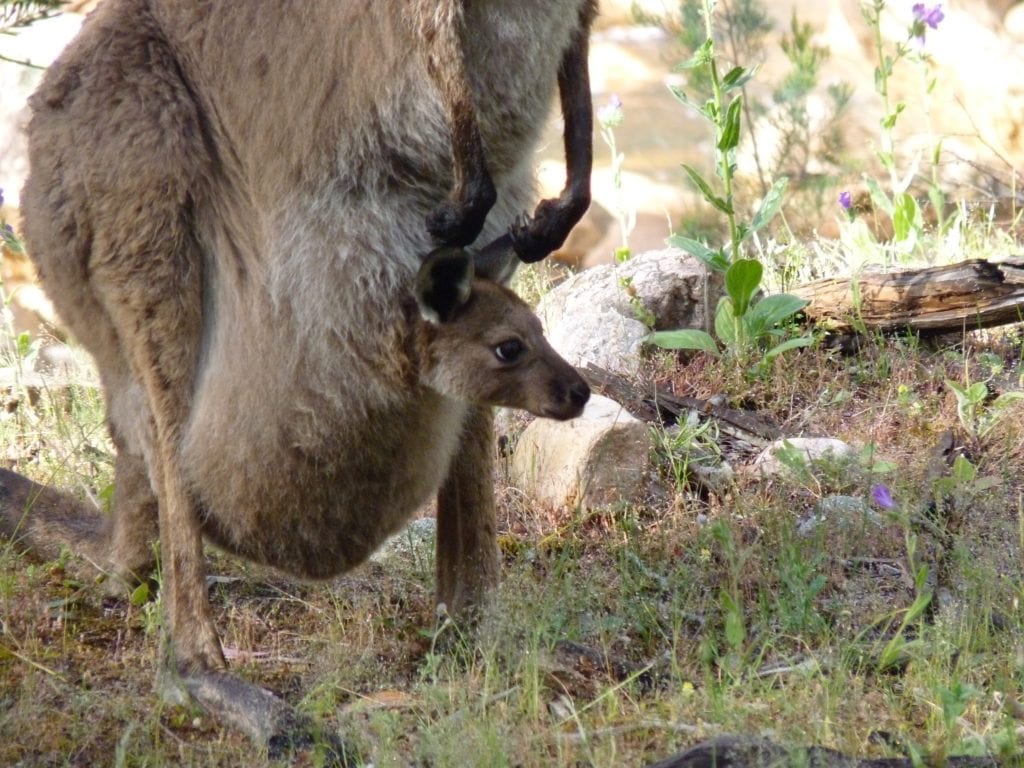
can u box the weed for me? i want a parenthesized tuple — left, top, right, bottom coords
(648, 0, 810, 362)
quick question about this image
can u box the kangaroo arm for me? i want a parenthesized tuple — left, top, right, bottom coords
(510, 17, 594, 263)
(423, 1, 498, 248)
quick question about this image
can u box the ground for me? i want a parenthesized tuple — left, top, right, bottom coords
(1, 325, 1021, 767)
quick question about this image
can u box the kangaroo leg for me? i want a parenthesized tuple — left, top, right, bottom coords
(20, 11, 329, 751)
(419, 1, 498, 248)
(94, 447, 159, 595)
(436, 405, 499, 619)
(510, 7, 595, 263)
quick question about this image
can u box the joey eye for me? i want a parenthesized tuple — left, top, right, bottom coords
(493, 339, 525, 363)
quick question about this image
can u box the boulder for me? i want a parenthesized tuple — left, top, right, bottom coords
(508, 394, 653, 509)
(536, 248, 719, 375)
(754, 437, 858, 478)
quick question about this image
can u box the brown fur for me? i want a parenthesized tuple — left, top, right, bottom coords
(6, 0, 595, 749)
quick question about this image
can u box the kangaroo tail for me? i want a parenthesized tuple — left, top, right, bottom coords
(0, 467, 111, 568)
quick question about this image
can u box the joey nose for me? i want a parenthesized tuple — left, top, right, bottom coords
(568, 379, 590, 409)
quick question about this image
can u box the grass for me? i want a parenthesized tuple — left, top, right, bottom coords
(0, 311, 1022, 767)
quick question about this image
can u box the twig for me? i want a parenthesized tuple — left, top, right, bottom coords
(553, 718, 702, 744)
(0, 640, 68, 682)
(0, 52, 45, 69)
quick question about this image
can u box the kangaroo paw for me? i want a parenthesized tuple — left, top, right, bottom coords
(426, 176, 498, 248)
(159, 669, 361, 765)
(509, 193, 590, 263)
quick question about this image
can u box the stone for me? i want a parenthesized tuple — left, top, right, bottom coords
(508, 393, 653, 509)
(535, 248, 719, 375)
(797, 494, 884, 536)
(754, 437, 858, 478)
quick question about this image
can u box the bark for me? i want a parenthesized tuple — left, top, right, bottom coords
(792, 258, 1024, 335)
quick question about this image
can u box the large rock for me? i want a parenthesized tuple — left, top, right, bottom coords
(508, 394, 653, 509)
(536, 248, 720, 375)
(753, 437, 858, 478)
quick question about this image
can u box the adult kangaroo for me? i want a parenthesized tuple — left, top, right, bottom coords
(6, 0, 596, 752)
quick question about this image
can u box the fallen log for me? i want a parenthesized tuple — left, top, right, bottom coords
(792, 258, 1024, 335)
(581, 363, 782, 447)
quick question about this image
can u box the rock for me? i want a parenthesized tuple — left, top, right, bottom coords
(754, 437, 858, 478)
(797, 494, 884, 536)
(546, 307, 648, 376)
(509, 394, 653, 509)
(535, 248, 720, 375)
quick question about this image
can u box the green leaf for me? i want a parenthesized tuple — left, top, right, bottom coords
(669, 236, 729, 272)
(129, 582, 150, 607)
(764, 335, 813, 360)
(16, 332, 32, 361)
(720, 591, 746, 649)
(676, 38, 713, 70)
(667, 86, 709, 120)
(647, 329, 721, 357)
(903, 588, 933, 624)
(721, 64, 758, 92)
(724, 258, 763, 316)
(892, 192, 920, 242)
(991, 391, 1024, 412)
(682, 164, 732, 214)
(927, 185, 945, 225)
(748, 292, 808, 329)
(714, 297, 738, 347)
(750, 177, 789, 234)
(864, 176, 893, 217)
(717, 96, 743, 152)
(951, 455, 977, 484)
(881, 102, 906, 130)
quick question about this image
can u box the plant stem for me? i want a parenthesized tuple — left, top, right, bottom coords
(702, 0, 741, 264)
(864, 0, 899, 188)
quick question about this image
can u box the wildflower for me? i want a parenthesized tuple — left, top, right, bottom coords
(597, 93, 624, 128)
(870, 484, 896, 510)
(838, 190, 852, 211)
(911, 3, 944, 43)
(0, 188, 4, 207)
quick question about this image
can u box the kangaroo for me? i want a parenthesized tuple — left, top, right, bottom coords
(5, 0, 596, 753)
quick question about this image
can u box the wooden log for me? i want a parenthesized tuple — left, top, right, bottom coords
(581, 363, 782, 445)
(792, 258, 1024, 335)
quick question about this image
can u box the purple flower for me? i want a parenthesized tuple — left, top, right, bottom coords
(911, 4, 944, 43)
(0, 188, 5, 208)
(870, 484, 896, 510)
(597, 94, 624, 128)
(913, 3, 944, 29)
(838, 190, 852, 211)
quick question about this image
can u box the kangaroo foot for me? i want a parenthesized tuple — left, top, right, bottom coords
(158, 669, 361, 765)
(425, 175, 498, 249)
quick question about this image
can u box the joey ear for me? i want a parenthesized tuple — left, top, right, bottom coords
(415, 247, 475, 324)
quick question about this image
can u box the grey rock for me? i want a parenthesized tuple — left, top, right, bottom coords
(535, 248, 719, 376)
(754, 437, 858, 478)
(797, 495, 884, 536)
